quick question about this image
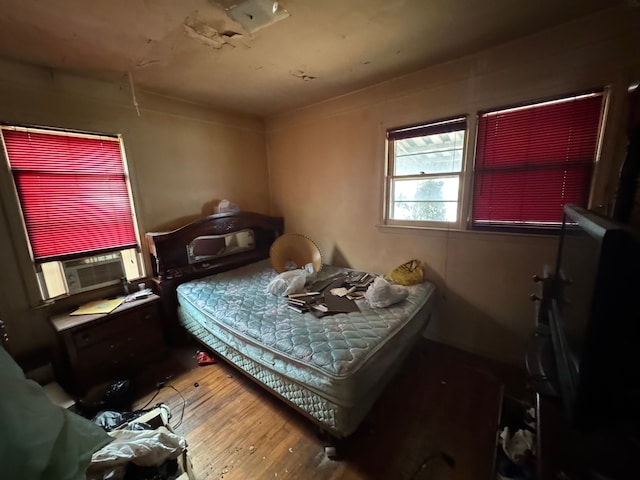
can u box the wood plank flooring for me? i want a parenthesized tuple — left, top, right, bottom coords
(132, 338, 526, 480)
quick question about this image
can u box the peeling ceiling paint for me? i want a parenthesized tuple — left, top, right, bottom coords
(0, 0, 632, 116)
(291, 70, 316, 82)
(183, 16, 244, 49)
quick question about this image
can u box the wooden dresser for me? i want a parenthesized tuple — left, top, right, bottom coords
(50, 294, 163, 394)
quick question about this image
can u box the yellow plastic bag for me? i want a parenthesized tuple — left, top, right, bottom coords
(385, 259, 423, 286)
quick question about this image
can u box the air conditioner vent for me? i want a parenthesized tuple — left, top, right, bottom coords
(63, 252, 125, 294)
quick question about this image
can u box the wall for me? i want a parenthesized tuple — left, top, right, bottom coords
(0, 60, 269, 358)
(265, 6, 640, 365)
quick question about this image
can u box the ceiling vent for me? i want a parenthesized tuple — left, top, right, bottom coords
(217, 0, 290, 33)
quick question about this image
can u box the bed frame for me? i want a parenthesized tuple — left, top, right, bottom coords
(145, 211, 284, 338)
(147, 211, 434, 451)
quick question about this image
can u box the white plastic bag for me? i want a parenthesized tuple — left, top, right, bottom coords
(266, 263, 317, 296)
(216, 199, 240, 213)
(499, 426, 535, 466)
(364, 276, 409, 308)
(87, 426, 186, 479)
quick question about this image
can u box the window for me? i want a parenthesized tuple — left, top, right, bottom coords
(386, 117, 467, 225)
(1, 126, 143, 300)
(472, 92, 604, 230)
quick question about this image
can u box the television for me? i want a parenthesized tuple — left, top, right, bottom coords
(550, 204, 640, 434)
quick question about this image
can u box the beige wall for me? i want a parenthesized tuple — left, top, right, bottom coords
(0, 60, 269, 358)
(265, 6, 640, 365)
(1, 6, 638, 366)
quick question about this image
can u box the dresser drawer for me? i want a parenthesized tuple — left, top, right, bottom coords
(72, 304, 158, 350)
(51, 295, 164, 394)
(75, 327, 163, 377)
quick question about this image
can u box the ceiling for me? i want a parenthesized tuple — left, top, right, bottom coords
(0, 0, 627, 117)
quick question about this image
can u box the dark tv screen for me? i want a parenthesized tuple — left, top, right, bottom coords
(552, 204, 639, 430)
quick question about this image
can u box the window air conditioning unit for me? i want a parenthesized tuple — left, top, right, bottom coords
(63, 252, 125, 294)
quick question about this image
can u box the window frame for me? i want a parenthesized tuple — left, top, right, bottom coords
(0, 124, 144, 302)
(380, 89, 609, 235)
(384, 116, 469, 229)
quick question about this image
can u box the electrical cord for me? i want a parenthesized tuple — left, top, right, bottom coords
(165, 384, 186, 429)
(138, 383, 187, 430)
(409, 451, 455, 479)
(139, 387, 162, 410)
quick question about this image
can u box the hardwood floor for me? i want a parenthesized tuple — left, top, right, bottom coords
(132, 338, 526, 480)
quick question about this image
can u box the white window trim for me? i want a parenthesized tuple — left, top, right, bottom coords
(380, 87, 618, 235)
(383, 116, 469, 230)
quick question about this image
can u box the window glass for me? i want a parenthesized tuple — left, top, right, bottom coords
(386, 118, 466, 225)
(394, 131, 464, 175)
(391, 176, 460, 222)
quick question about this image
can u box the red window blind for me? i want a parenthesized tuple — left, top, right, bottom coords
(472, 92, 603, 229)
(2, 128, 138, 261)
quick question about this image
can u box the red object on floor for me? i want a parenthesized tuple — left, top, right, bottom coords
(197, 351, 216, 366)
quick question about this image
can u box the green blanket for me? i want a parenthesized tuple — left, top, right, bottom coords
(0, 346, 111, 480)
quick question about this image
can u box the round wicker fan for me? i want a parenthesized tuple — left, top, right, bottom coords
(269, 233, 322, 273)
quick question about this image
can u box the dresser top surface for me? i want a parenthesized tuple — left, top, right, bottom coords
(50, 294, 160, 332)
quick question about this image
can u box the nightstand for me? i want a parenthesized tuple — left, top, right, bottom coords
(50, 294, 164, 394)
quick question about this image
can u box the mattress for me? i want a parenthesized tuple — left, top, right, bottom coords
(176, 259, 436, 436)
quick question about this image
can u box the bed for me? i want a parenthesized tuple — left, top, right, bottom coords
(146, 212, 436, 439)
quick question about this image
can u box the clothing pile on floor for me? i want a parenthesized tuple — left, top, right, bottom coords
(495, 397, 536, 480)
(87, 405, 192, 480)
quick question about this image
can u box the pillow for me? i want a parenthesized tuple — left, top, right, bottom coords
(0, 346, 111, 480)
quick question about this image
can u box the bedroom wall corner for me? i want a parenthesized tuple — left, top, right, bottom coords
(0, 58, 270, 358)
(264, 5, 640, 366)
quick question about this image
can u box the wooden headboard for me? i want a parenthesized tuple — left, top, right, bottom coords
(146, 211, 283, 334)
(146, 211, 284, 280)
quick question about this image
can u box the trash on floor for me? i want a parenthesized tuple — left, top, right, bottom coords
(87, 407, 194, 480)
(196, 350, 217, 366)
